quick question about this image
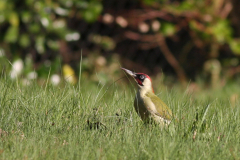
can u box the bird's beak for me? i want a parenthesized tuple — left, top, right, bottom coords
(121, 68, 136, 78)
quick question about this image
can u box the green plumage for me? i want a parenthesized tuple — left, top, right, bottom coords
(146, 92, 172, 121)
(134, 91, 172, 124)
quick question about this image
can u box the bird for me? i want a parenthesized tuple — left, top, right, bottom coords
(121, 68, 172, 126)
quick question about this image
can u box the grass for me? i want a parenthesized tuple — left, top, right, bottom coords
(0, 74, 240, 159)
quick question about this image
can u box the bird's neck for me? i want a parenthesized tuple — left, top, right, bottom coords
(138, 87, 154, 98)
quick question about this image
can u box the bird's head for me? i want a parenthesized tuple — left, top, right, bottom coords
(121, 68, 154, 93)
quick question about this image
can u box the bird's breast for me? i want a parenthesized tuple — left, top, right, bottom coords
(134, 91, 157, 121)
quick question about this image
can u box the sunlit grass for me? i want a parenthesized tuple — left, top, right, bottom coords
(0, 74, 240, 159)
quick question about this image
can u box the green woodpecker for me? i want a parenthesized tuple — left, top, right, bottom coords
(122, 68, 172, 126)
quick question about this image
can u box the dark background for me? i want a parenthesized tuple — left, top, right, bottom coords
(1, 0, 240, 85)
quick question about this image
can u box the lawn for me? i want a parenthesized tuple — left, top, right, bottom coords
(0, 74, 239, 159)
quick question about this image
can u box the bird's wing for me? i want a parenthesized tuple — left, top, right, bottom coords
(146, 92, 172, 120)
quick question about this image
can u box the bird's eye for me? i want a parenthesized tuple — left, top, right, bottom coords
(140, 75, 145, 80)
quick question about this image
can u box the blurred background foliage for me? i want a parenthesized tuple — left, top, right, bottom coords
(1, 0, 240, 87)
